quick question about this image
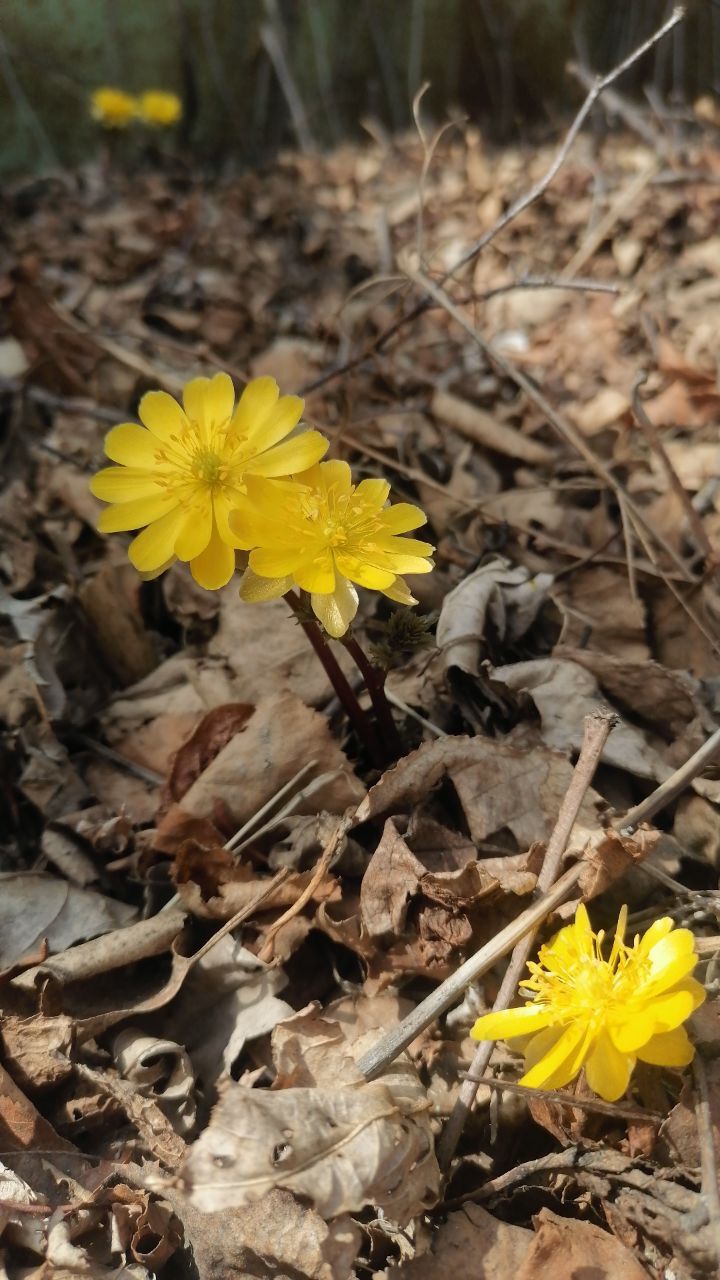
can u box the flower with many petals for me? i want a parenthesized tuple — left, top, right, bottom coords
(139, 90, 183, 127)
(471, 904, 705, 1102)
(90, 373, 328, 589)
(233, 460, 434, 637)
(90, 87, 138, 129)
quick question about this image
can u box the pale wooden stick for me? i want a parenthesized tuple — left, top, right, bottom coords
(437, 708, 616, 1167)
(356, 862, 583, 1081)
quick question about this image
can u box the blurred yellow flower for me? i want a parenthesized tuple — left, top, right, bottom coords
(139, 90, 183, 127)
(234, 460, 434, 637)
(90, 374, 328, 590)
(90, 87, 138, 129)
(471, 903, 705, 1102)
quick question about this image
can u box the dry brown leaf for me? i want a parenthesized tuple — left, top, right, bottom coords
(173, 840, 339, 921)
(0, 872, 136, 967)
(551, 566, 649, 661)
(437, 559, 553, 676)
(163, 702, 254, 805)
(181, 1080, 439, 1221)
(171, 1187, 361, 1280)
(158, 691, 363, 843)
(492, 657, 670, 782)
(355, 735, 602, 849)
(388, 1203, 532, 1278)
(360, 819, 428, 939)
(555, 645, 702, 739)
(0, 1014, 74, 1093)
(209, 594, 357, 706)
(516, 1209, 651, 1280)
(78, 563, 158, 687)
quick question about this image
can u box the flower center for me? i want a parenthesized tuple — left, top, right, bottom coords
(523, 940, 650, 1030)
(191, 446, 225, 488)
(153, 417, 247, 499)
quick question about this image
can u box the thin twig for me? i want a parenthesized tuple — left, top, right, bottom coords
(437, 708, 616, 1167)
(620, 726, 720, 833)
(302, 5, 686, 395)
(385, 689, 447, 738)
(632, 371, 713, 560)
(356, 861, 584, 1082)
(257, 812, 352, 962)
(405, 264, 697, 586)
(225, 760, 319, 851)
(460, 1073, 662, 1124)
(693, 1054, 720, 1270)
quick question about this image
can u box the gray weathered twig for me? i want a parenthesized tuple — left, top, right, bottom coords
(437, 708, 616, 1167)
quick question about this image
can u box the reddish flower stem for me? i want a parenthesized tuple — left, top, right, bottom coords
(342, 635, 403, 762)
(283, 592, 382, 764)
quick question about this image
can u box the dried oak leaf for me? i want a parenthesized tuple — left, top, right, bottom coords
(516, 1209, 651, 1280)
(0, 872, 136, 967)
(156, 691, 364, 848)
(0, 1014, 74, 1093)
(181, 1079, 437, 1221)
(389, 1203, 532, 1278)
(354, 735, 602, 849)
(173, 840, 339, 921)
(170, 1186, 360, 1280)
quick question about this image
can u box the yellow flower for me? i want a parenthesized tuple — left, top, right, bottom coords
(471, 904, 705, 1103)
(90, 374, 328, 590)
(139, 90, 183, 127)
(233, 460, 434, 637)
(90, 87, 138, 129)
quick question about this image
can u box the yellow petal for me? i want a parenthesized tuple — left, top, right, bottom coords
(382, 577, 418, 606)
(334, 552, 396, 590)
(317, 459, 352, 497)
(238, 566, 292, 601)
(104, 423, 161, 468)
(182, 376, 211, 422)
(249, 395, 304, 450)
(643, 933, 700, 994)
(190, 519, 236, 589)
(91, 467, 162, 503)
(636, 917, 674, 955)
(138, 390, 188, 442)
(519, 1020, 589, 1090)
(206, 371, 236, 423)
(294, 550, 335, 594)
(470, 1002, 555, 1042)
(249, 546, 305, 578)
(233, 376, 280, 433)
(175, 502, 213, 561)
(98, 492, 178, 532)
(128, 506, 187, 571)
(380, 503, 428, 534)
(245, 429, 328, 478)
(611, 982, 706, 1052)
(137, 556, 177, 581)
(636, 1025, 694, 1067)
(354, 477, 390, 508)
(584, 1029, 634, 1102)
(374, 535, 435, 559)
(213, 491, 248, 548)
(311, 578, 359, 637)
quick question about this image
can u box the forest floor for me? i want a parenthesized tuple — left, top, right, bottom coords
(1, 107, 720, 1279)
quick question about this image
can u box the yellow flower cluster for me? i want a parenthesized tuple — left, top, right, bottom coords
(471, 903, 705, 1102)
(90, 87, 182, 129)
(90, 373, 434, 635)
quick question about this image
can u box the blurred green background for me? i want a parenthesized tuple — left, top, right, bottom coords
(1, 0, 718, 176)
